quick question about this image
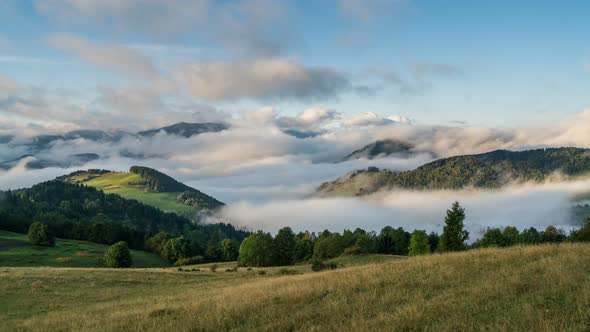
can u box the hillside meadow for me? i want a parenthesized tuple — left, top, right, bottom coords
(1, 244, 589, 331)
(0, 231, 167, 268)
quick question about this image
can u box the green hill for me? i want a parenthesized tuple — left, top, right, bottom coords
(60, 166, 223, 217)
(317, 147, 590, 197)
(0, 230, 167, 268)
(0, 180, 249, 259)
(1, 244, 589, 330)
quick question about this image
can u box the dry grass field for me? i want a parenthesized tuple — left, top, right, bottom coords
(1, 244, 589, 331)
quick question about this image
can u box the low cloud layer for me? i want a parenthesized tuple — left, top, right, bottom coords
(218, 181, 587, 238)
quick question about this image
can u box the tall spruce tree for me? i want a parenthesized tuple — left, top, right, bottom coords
(438, 201, 469, 252)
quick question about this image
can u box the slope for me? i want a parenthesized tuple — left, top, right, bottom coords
(318, 147, 590, 197)
(0, 230, 167, 268)
(61, 166, 223, 216)
(1, 244, 589, 330)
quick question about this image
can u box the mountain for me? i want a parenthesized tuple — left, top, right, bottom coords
(59, 166, 224, 216)
(281, 129, 324, 139)
(137, 122, 228, 138)
(342, 139, 421, 161)
(317, 147, 590, 197)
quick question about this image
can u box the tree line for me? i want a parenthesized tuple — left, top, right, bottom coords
(234, 201, 590, 267)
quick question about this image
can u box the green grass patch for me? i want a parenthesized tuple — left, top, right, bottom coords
(0, 231, 168, 268)
(70, 171, 199, 216)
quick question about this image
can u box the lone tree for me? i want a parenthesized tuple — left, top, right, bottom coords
(104, 241, 132, 268)
(438, 201, 469, 252)
(238, 231, 276, 267)
(27, 222, 55, 246)
(408, 230, 431, 256)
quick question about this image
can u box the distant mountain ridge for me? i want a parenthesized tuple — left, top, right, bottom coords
(0, 122, 229, 170)
(137, 122, 228, 138)
(342, 139, 426, 161)
(317, 147, 590, 197)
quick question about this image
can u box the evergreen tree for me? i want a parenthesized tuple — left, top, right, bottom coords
(219, 238, 239, 261)
(274, 227, 296, 265)
(409, 230, 431, 256)
(438, 201, 469, 252)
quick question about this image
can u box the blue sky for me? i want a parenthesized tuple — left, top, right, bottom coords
(1, 0, 589, 131)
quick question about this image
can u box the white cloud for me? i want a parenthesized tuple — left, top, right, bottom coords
(175, 58, 351, 100)
(0, 74, 19, 98)
(48, 34, 159, 79)
(276, 107, 340, 130)
(342, 112, 410, 127)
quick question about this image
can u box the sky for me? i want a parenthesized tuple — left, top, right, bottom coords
(1, 0, 589, 132)
(1, 0, 590, 236)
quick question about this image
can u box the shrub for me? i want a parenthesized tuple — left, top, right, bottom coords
(342, 245, 363, 256)
(104, 241, 133, 268)
(177, 267, 183, 271)
(27, 222, 55, 246)
(174, 255, 205, 267)
(257, 270, 267, 275)
(311, 259, 337, 272)
(225, 268, 235, 272)
(247, 267, 252, 271)
(209, 264, 218, 272)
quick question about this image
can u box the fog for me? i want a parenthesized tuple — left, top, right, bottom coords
(2, 109, 590, 238)
(218, 181, 589, 239)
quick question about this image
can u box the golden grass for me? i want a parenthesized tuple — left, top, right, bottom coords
(1, 244, 589, 331)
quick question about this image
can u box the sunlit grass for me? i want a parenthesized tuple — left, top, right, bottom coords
(1, 244, 588, 331)
(70, 171, 199, 216)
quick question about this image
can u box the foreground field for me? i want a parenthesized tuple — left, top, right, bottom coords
(1, 244, 589, 331)
(0, 231, 168, 268)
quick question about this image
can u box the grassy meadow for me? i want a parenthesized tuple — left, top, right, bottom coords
(1, 244, 589, 331)
(68, 172, 199, 216)
(0, 231, 167, 268)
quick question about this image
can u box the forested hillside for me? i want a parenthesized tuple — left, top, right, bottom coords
(318, 147, 590, 196)
(0, 181, 248, 258)
(60, 166, 223, 214)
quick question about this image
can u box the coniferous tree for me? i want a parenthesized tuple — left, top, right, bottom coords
(438, 201, 469, 252)
(274, 227, 296, 265)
